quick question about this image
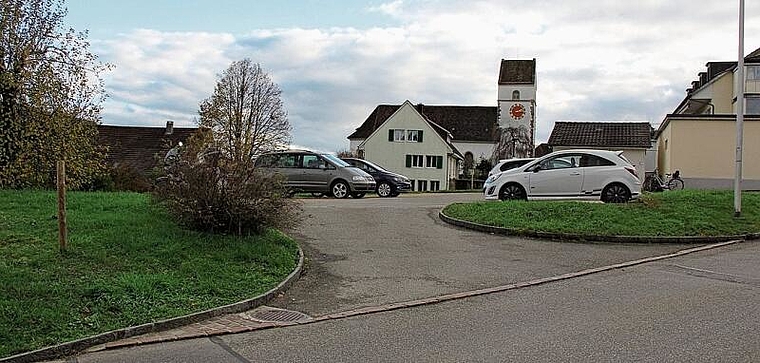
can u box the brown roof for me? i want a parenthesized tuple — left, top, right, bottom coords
(548, 122, 652, 149)
(498, 59, 536, 85)
(746, 47, 760, 63)
(347, 104, 498, 142)
(98, 123, 198, 175)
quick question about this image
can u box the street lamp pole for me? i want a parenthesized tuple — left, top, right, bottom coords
(734, 0, 745, 217)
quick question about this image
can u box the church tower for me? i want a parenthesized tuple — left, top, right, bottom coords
(495, 58, 536, 159)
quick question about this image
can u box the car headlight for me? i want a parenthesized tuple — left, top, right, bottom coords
(352, 175, 368, 182)
(393, 177, 404, 182)
(486, 173, 502, 183)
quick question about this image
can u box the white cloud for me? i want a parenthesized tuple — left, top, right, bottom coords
(93, 0, 760, 151)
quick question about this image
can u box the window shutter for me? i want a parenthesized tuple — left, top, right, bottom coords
(388, 129, 394, 142)
(436, 156, 443, 169)
(406, 155, 412, 168)
(418, 130, 423, 142)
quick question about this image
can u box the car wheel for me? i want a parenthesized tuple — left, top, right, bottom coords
(331, 181, 350, 199)
(602, 183, 631, 203)
(351, 192, 366, 198)
(376, 182, 393, 197)
(498, 183, 526, 201)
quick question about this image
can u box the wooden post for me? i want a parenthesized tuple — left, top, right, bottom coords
(57, 161, 67, 252)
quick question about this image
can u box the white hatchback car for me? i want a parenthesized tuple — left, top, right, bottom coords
(483, 149, 641, 203)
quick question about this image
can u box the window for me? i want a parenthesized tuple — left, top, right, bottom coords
(302, 154, 321, 168)
(747, 96, 760, 115)
(537, 155, 578, 170)
(425, 155, 443, 169)
(578, 154, 615, 167)
(747, 66, 760, 80)
(512, 90, 520, 100)
(430, 180, 440, 191)
(388, 129, 423, 142)
(406, 154, 424, 168)
(409, 179, 415, 191)
(407, 130, 423, 142)
(417, 180, 428, 191)
(277, 154, 297, 168)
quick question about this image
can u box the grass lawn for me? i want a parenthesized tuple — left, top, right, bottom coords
(442, 190, 760, 237)
(0, 190, 299, 358)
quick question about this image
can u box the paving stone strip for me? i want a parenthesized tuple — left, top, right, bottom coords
(83, 239, 743, 354)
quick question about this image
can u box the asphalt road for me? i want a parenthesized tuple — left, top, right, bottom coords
(58, 193, 760, 362)
(267, 193, 692, 316)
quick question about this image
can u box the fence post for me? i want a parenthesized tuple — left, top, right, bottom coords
(57, 161, 67, 252)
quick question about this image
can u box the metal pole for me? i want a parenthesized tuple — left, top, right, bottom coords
(734, 0, 745, 217)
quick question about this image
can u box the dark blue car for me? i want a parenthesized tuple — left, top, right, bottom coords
(342, 158, 412, 197)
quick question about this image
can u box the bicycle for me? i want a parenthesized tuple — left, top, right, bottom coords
(643, 169, 684, 192)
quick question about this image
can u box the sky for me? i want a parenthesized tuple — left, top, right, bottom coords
(64, 0, 760, 153)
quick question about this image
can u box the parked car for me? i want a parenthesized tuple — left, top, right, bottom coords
(342, 158, 412, 197)
(254, 150, 375, 198)
(483, 149, 640, 203)
(487, 158, 536, 178)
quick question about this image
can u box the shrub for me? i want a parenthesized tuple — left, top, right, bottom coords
(152, 133, 301, 235)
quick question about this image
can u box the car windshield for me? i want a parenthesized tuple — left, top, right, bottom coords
(322, 153, 350, 167)
(359, 159, 388, 172)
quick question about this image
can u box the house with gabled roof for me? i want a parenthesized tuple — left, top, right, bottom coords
(655, 47, 760, 189)
(348, 101, 472, 191)
(548, 121, 653, 183)
(349, 59, 538, 190)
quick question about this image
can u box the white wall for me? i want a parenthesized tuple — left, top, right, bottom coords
(497, 84, 536, 101)
(361, 102, 454, 190)
(451, 141, 496, 162)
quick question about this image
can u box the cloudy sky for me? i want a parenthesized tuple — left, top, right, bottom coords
(65, 0, 760, 152)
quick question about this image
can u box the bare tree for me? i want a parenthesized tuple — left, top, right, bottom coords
(0, 0, 111, 188)
(198, 59, 291, 164)
(492, 126, 532, 160)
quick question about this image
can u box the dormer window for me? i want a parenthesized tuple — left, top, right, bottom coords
(512, 90, 520, 100)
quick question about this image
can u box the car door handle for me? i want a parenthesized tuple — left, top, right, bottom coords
(570, 172, 581, 176)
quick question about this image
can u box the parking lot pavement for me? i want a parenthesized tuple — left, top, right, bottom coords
(267, 193, 696, 317)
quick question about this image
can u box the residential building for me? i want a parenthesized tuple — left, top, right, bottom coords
(656, 48, 760, 189)
(348, 101, 467, 191)
(348, 59, 538, 189)
(548, 121, 653, 183)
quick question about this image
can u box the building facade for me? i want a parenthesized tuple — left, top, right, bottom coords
(352, 101, 463, 191)
(656, 48, 760, 189)
(495, 59, 537, 159)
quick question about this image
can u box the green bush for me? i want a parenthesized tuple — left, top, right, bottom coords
(152, 133, 300, 235)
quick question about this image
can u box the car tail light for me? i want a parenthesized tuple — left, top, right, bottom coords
(624, 166, 638, 179)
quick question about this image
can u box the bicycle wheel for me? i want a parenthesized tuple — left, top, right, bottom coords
(667, 178, 684, 190)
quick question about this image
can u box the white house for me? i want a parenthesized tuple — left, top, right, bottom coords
(349, 101, 464, 191)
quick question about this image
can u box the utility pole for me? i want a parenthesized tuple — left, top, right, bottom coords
(734, 0, 745, 217)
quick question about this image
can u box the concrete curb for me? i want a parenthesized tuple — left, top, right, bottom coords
(0, 245, 305, 363)
(439, 210, 760, 244)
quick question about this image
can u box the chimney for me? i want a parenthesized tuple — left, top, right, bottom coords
(165, 120, 174, 135)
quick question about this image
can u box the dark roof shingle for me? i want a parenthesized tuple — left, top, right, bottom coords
(348, 104, 498, 142)
(548, 122, 652, 149)
(498, 59, 536, 85)
(97, 124, 197, 175)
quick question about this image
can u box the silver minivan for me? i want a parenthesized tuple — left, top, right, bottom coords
(254, 149, 376, 198)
